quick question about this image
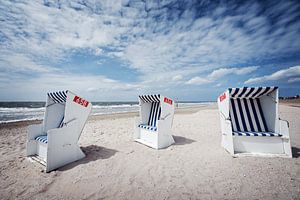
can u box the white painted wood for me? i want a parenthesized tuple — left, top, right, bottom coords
(134, 95, 175, 149)
(218, 87, 292, 158)
(26, 90, 92, 172)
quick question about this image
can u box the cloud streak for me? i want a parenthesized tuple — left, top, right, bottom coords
(186, 66, 258, 85)
(245, 66, 300, 84)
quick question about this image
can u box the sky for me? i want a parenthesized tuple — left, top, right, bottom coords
(0, 0, 300, 101)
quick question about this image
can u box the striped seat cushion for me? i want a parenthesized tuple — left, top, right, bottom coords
(233, 131, 282, 137)
(138, 124, 157, 131)
(230, 97, 280, 137)
(35, 135, 48, 143)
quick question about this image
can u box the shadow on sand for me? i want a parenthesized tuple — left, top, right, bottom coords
(58, 145, 118, 171)
(173, 135, 196, 146)
(292, 147, 300, 158)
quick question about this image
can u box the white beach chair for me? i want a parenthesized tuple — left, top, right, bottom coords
(218, 87, 292, 157)
(134, 94, 175, 149)
(26, 90, 92, 172)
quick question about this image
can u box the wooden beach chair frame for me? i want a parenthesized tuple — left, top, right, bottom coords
(26, 90, 92, 172)
(218, 87, 292, 157)
(134, 94, 175, 149)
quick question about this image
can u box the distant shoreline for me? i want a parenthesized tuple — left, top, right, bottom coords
(1, 101, 299, 129)
(0, 104, 217, 129)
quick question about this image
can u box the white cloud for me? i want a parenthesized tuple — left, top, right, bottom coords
(0, 53, 54, 73)
(245, 66, 300, 84)
(0, 73, 141, 101)
(186, 66, 258, 85)
(1, 1, 299, 75)
(0, 1, 300, 99)
(288, 77, 300, 83)
(94, 48, 103, 56)
(172, 75, 183, 81)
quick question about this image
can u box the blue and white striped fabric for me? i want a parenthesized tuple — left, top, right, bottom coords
(138, 101, 161, 132)
(139, 94, 160, 103)
(35, 135, 48, 143)
(138, 124, 157, 131)
(58, 116, 64, 128)
(233, 131, 282, 137)
(230, 98, 268, 132)
(47, 91, 68, 103)
(229, 87, 277, 99)
(229, 98, 281, 137)
(148, 102, 161, 127)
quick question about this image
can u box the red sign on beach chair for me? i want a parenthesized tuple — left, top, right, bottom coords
(164, 97, 173, 105)
(73, 96, 89, 107)
(219, 93, 226, 102)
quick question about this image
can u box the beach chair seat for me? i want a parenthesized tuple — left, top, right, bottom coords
(138, 124, 157, 131)
(35, 135, 48, 143)
(232, 131, 282, 137)
(26, 90, 92, 172)
(218, 87, 292, 157)
(134, 94, 175, 149)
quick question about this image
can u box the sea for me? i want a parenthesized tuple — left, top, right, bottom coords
(0, 101, 213, 123)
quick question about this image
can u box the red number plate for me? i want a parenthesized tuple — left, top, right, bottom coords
(219, 93, 226, 102)
(164, 97, 173, 105)
(73, 96, 89, 107)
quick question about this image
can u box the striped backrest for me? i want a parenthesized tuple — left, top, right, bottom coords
(148, 102, 161, 127)
(229, 98, 268, 132)
(229, 87, 277, 99)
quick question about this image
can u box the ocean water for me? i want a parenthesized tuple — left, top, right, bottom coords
(0, 101, 211, 123)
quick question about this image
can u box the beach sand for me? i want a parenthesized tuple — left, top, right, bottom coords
(0, 103, 299, 199)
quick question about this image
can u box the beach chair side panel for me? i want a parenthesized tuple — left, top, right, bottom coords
(259, 89, 278, 132)
(218, 91, 234, 155)
(45, 92, 91, 171)
(157, 96, 175, 149)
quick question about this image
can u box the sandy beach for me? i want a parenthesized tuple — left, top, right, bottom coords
(0, 103, 299, 200)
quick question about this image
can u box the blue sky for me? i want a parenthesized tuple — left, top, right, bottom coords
(0, 0, 300, 101)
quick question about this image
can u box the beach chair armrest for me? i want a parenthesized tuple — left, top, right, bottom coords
(134, 116, 142, 125)
(219, 111, 231, 123)
(27, 123, 43, 141)
(279, 119, 289, 137)
(47, 119, 80, 142)
(279, 118, 289, 128)
(160, 113, 171, 120)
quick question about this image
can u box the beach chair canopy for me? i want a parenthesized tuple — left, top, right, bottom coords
(228, 87, 277, 99)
